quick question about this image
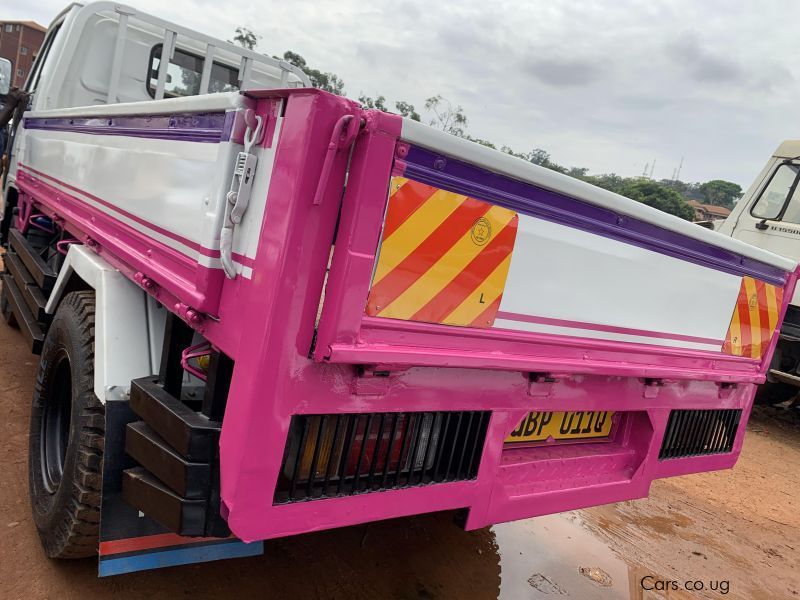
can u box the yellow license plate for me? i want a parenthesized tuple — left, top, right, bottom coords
(506, 411, 614, 443)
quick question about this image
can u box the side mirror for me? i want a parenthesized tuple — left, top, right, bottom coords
(0, 57, 11, 102)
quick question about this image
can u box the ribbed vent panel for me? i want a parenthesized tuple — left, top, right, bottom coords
(275, 411, 490, 504)
(659, 409, 742, 460)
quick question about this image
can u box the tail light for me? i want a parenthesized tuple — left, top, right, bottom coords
(274, 411, 490, 504)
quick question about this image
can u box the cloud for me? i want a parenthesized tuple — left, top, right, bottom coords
(7, 0, 800, 184)
(523, 56, 604, 87)
(666, 32, 743, 83)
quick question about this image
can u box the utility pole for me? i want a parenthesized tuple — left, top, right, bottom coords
(649, 160, 656, 180)
(675, 156, 683, 182)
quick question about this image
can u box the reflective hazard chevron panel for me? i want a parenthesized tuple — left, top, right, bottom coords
(366, 177, 519, 328)
(722, 276, 783, 359)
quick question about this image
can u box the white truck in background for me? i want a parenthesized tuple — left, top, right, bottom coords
(718, 141, 800, 404)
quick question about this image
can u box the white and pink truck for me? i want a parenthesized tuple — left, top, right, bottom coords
(1, 2, 796, 577)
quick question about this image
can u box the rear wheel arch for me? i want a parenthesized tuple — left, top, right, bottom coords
(48, 269, 93, 313)
(46, 246, 153, 403)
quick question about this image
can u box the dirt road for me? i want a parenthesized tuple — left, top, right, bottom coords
(1, 297, 798, 599)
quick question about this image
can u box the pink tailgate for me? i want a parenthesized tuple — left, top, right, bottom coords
(187, 89, 799, 542)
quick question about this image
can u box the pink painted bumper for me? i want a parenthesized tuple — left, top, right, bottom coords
(219, 364, 757, 542)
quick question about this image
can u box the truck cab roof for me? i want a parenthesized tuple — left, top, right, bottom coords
(772, 140, 800, 159)
(27, 1, 310, 111)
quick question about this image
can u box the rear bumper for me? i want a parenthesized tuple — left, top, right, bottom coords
(475, 405, 745, 530)
(219, 371, 755, 541)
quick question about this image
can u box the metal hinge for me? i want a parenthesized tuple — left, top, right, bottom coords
(220, 108, 264, 279)
(528, 372, 559, 397)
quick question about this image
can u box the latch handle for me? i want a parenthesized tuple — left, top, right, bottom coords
(312, 113, 360, 205)
(220, 109, 265, 279)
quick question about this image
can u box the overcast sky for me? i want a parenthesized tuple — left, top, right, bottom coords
(4, 0, 799, 186)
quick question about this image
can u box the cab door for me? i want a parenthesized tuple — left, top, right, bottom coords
(729, 161, 800, 303)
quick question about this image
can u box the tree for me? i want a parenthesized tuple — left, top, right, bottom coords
(282, 51, 345, 95)
(321, 73, 346, 96)
(464, 135, 496, 149)
(567, 166, 589, 179)
(502, 147, 567, 174)
(394, 100, 420, 121)
(584, 173, 626, 194)
(424, 95, 467, 137)
(698, 179, 742, 210)
(230, 27, 259, 51)
(358, 94, 388, 111)
(522, 148, 553, 166)
(619, 180, 695, 220)
(359, 96, 422, 121)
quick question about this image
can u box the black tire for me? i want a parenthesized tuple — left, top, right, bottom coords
(1, 284, 17, 327)
(29, 291, 104, 558)
(754, 381, 798, 406)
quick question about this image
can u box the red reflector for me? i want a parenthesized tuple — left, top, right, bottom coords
(343, 414, 409, 477)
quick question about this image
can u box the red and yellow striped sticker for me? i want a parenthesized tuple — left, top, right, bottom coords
(366, 177, 519, 328)
(722, 276, 783, 359)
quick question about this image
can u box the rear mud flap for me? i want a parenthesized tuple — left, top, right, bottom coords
(98, 398, 263, 577)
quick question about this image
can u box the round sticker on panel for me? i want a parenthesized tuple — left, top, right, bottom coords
(471, 217, 492, 246)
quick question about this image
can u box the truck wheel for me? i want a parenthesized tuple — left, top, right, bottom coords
(754, 381, 798, 406)
(1, 286, 17, 327)
(28, 291, 104, 558)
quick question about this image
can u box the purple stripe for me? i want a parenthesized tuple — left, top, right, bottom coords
(221, 110, 237, 142)
(495, 310, 723, 346)
(403, 145, 787, 286)
(24, 112, 227, 143)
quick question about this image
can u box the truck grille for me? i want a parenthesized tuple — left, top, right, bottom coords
(274, 411, 490, 504)
(658, 409, 742, 460)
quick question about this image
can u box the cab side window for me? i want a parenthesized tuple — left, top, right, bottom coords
(751, 163, 800, 222)
(27, 24, 61, 93)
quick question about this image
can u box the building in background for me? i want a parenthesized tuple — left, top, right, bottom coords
(686, 199, 731, 223)
(0, 20, 46, 89)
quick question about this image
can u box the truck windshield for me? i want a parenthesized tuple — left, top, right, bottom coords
(751, 163, 800, 222)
